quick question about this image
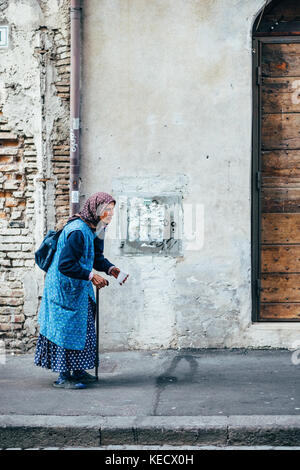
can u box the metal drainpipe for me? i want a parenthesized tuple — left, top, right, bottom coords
(70, 0, 81, 215)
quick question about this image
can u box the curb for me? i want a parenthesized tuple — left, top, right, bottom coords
(1, 415, 300, 448)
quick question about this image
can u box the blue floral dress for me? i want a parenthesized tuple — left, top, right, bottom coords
(34, 296, 96, 372)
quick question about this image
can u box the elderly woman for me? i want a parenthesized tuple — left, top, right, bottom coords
(34, 192, 128, 389)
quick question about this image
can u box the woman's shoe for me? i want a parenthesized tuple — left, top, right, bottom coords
(71, 370, 98, 384)
(53, 378, 87, 389)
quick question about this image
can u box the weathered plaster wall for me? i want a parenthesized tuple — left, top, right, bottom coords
(1, 0, 296, 353)
(0, 0, 70, 352)
(81, 0, 300, 350)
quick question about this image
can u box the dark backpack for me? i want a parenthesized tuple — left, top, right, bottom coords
(35, 229, 63, 272)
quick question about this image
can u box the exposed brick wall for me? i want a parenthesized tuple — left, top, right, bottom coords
(0, 111, 38, 352)
(53, 25, 71, 230)
(0, 0, 71, 353)
(0, 125, 37, 253)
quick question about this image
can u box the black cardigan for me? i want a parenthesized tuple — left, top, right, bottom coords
(58, 229, 115, 280)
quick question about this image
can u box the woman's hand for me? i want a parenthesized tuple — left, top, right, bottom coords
(91, 274, 109, 289)
(110, 267, 129, 284)
(109, 267, 120, 278)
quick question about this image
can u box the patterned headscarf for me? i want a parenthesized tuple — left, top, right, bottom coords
(67, 192, 116, 230)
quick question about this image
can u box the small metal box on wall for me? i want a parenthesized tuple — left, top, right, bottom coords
(117, 193, 183, 256)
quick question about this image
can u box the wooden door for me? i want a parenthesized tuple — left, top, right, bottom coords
(253, 38, 300, 320)
(252, 0, 300, 321)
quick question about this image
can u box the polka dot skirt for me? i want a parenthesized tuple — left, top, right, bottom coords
(34, 296, 97, 373)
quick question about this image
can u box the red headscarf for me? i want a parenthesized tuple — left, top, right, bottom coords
(68, 192, 116, 230)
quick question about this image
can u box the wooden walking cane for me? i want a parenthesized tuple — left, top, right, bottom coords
(95, 287, 100, 381)
(95, 280, 109, 380)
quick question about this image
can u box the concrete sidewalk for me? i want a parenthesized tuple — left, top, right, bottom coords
(1, 349, 300, 447)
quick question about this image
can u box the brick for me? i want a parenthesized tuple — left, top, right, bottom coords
(56, 45, 70, 53)
(0, 132, 18, 140)
(56, 85, 70, 92)
(0, 315, 10, 322)
(23, 150, 36, 156)
(57, 74, 70, 82)
(59, 51, 70, 59)
(0, 281, 22, 289)
(56, 65, 70, 74)
(0, 323, 10, 331)
(0, 306, 22, 314)
(56, 207, 69, 215)
(53, 144, 69, 150)
(0, 229, 21, 235)
(5, 199, 18, 207)
(53, 167, 69, 174)
(4, 272, 17, 280)
(56, 198, 69, 204)
(4, 182, 19, 190)
(55, 190, 68, 196)
(13, 314, 25, 323)
(0, 243, 22, 251)
(24, 162, 38, 169)
(10, 211, 22, 220)
(21, 244, 33, 252)
(0, 155, 14, 163)
(0, 122, 16, 131)
(53, 80, 69, 87)
(11, 260, 24, 267)
(0, 260, 11, 267)
(0, 164, 19, 172)
(55, 200, 68, 208)
(0, 288, 24, 297)
(54, 162, 70, 168)
(7, 252, 33, 259)
(0, 191, 13, 198)
(57, 94, 70, 100)
(55, 184, 68, 191)
(55, 177, 69, 183)
(0, 297, 24, 306)
(0, 236, 32, 243)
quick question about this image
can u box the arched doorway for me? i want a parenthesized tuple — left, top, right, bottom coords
(252, 0, 300, 321)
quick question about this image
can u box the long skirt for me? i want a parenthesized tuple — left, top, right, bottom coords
(34, 296, 97, 373)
